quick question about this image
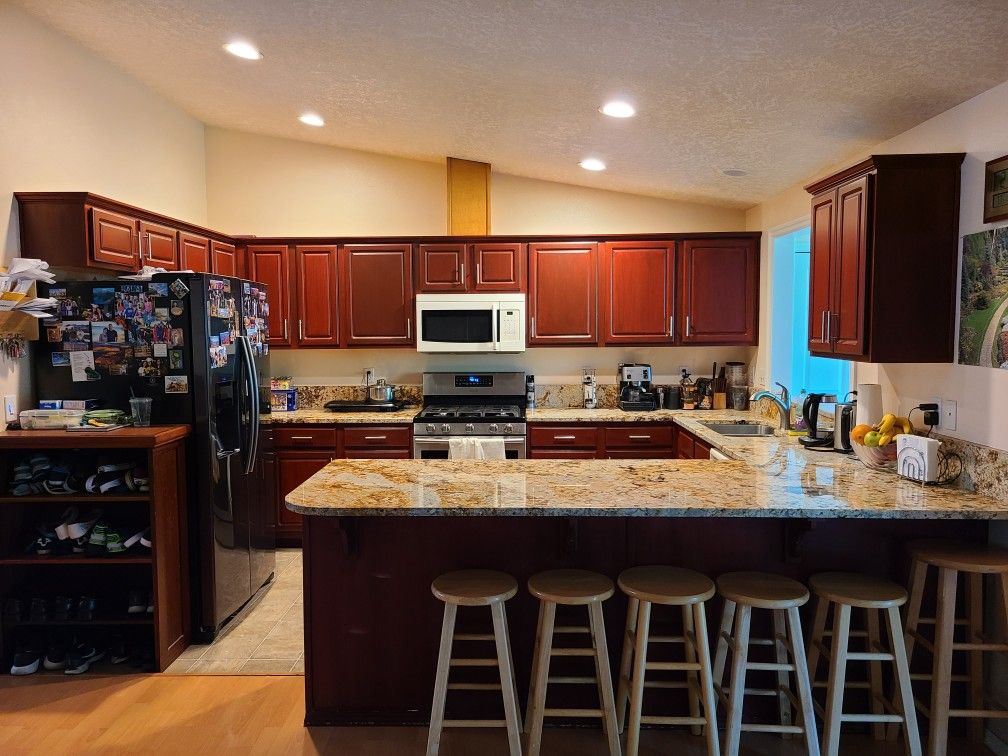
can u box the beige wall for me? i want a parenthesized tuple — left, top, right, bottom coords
(747, 78, 1008, 453)
(0, 4, 208, 411)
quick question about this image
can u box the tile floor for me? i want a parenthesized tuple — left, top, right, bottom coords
(165, 548, 303, 674)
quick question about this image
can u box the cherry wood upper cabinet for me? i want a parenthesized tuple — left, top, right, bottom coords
(138, 220, 179, 270)
(808, 192, 836, 356)
(340, 244, 414, 347)
(805, 153, 964, 363)
(179, 232, 211, 273)
(211, 240, 239, 277)
(471, 243, 525, 292)
(417, 243, 467, 292)
(293, 245, 339, 347)
(679, 238, 758, 345)
(528, 242, 598, 345)
(89, 207, 138, 270)
(601, 241, 676, 345)
(247, 244, 292, 348)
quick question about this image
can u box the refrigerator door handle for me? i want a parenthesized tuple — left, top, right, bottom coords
(237, 335, 260, 475)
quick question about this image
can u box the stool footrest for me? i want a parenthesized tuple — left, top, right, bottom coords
(948, 708, 1008, 718)
(449, 658, 498, 667)
(443, 719, 505, 728)
(547, 676, 595, 685)
(646, 661, 700, 672)
(741, 723, 805, 735)
(846, 651, 894, 662)
(641, 715, 708, 726)
(549, 647, 594, 657)
(543, 707, 603, 718)
(447, 683, 502, 691)
(841, 713, 903, 724)
(953, 641, 1008, 652)
(746, 661, 794, 672)
(554, 625, 589, 634)
(453, 633, 494, 641)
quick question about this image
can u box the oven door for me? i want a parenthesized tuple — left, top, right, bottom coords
(413, 436, 526, 459)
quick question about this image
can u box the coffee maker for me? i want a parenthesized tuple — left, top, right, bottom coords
(618, 363, 657, 411)
(798, 392, 837, 449)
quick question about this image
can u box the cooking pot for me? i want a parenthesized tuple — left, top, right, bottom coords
(368, 378, 395, 403)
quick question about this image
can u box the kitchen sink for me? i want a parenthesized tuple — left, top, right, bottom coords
(699, 421, 776, 437)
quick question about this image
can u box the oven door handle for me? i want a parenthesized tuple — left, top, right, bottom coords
(413, 436, 527, 444)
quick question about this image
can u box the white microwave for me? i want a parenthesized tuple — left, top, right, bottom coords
(415, 293, 526, 353)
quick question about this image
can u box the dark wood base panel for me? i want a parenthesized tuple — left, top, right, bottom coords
(302, 515, 985, 726)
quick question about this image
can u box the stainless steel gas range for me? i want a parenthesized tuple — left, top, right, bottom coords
(412, 371, 527, 459)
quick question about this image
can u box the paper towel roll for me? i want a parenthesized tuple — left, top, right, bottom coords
(856, 383, 882, 426)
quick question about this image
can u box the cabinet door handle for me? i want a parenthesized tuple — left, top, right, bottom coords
(628, 434, 651, 441)
(826, 312, 832, 344)
(138, 231, 145, 261)
(407, 318, 411, 339)
(553, 434, 576, 440)
(298, 319, 303, 340)
(283, 318, 288, 341)
(820, 310, 826, 342)
(685, 316, 692, 337)
(531, 316, 536, 338)
(476, 261, 481, 284)
(459, 261, 464, 284)
(669, 316, 674, 338)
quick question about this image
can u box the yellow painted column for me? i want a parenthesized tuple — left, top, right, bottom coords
(446, 157, 490, 235)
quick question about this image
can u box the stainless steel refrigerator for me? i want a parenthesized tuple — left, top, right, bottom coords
(34, 272, 275, 639)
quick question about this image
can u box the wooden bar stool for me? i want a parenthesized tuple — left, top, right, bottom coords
(615, 566, 720, 756)
(713, 572, 819, 756)
(897, 539, 1008, 756)
(427, 570, 522, 756)
(524, 569, 621, 756)
(806, 572, 921, 756)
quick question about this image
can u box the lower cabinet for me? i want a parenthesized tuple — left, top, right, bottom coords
(275, 451, 332, 546)
(528, 423, 678, 458)
(675, 426, 710, 459)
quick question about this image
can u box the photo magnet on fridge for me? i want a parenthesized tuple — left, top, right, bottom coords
(170, 328, 184, 347)
(165, 375, 189, 394)
(60, 321, 91, 350)
(46, 325, 61, 343)
(50, 351, 70, 367)
(170, 300, 184, 316)
(90, 320, 126, 345)
(148, 282, 169, 297)
(169, 279, 190, 299)
(153, 343, 168, 358)
(94, 345, 131, 376)
(169, 349, 184, 371)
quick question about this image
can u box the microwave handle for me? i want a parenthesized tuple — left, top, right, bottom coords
(492, 303, 500, 351)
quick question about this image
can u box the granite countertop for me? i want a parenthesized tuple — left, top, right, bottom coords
(262, 407, 419, 424)
(286, 413, 1008, 520)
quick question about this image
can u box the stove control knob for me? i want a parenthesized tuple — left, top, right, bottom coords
(425, 423, 436, 434)
(465, 423, 475, 433)
(441, 423, 451, 434)
(504, 423, 514, 434)
(488, 423, 499, 433)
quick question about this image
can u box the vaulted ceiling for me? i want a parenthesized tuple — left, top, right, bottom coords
(16, 0, 1008, 208)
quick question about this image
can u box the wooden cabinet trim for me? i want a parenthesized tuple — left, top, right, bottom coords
(339, 244, 415, 347)
(248, 244, 293, 348)
(528, 241, 599, 346)
(89, 207, 139, 270)
(294, 244, 339, 347)
(139, 220, 179, 270)
(417, 243, 467, 292)
(601, 241, 676, 345)
(470, 242, 526, 292)
(179, 232, 211, 273)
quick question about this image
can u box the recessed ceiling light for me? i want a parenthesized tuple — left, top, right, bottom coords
(722, 169, 747, 177)
(579, 158, 606, 172)
(600, 101, 635, 118)
(223, 40, 262, 60)
(298, 112, 325, 127)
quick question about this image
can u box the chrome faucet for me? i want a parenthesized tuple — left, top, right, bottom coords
(750, 382, 792, 431)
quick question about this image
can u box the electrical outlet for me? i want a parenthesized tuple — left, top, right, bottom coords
(363, 368, 375, 386)
(940, 399, 957, 431)
(3, 394, 16, 423)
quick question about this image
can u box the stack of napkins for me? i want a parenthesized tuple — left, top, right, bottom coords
(0, 258, 58, 318)
(119, 265, 169, 281)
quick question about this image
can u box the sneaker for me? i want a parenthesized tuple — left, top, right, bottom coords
(109, 635, 129, 665)
(67, 509, 102, 541)
(123, 527, 150, 550)
(28, 597, 48, 622)
(146, 592, 154, 614)
(105, 528, 126, 554)
(64, 642, 104, 675)
(76, 597, 98, 622)
(53, 507, 79, 540)
(26, 526, 59, 556)
(86, 524, 109, 555)
(43, 633, 70, 671)
(127, 589, 146, 615)
(51, 596, 74, 621)
(140, 530, 152, 549)
(10, 647, 42, 676)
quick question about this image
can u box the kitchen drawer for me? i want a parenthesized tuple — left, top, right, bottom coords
(603, 425, 674, 449)
(528, 425, 598, 449)
(344, 449, 412, 459)
(274, 427, 338, 449)
(528, 449, 598, 460)
(605, 450, 675, 459)
(343, 426, 411, 449)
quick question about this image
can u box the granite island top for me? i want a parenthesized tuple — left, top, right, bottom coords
(286, 414, 1008, 520)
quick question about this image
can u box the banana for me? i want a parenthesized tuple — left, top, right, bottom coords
(879, 432, 895, 446)
(897, 416, 913, 434)
(876, 414, 898, 436)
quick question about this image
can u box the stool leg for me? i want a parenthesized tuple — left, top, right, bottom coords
(806, 595, 829, 695)
(787, 606, 821, 756)
(889, 558, 928, 742)
(616, 596, 640, 733)
(866, 608, 885, 740)
(773, 609, 794, 736)
(928, 567, 958, 756)
(589, 601, 621, 756)
(491, 602, 522, 756)
(427, 603, 457, 756)
(626, 599, 651, 756)
(724, 604, 751, 756)
(886, 606, 922, 756)
(683, 603, 703, 736)
(713, 599, 736, 693)
(822, 602, 851, 756)
(967, 572, 984, 743)
(692, 600, 721, 756)
(501, 603, 523, 734)
(524, 601, 555, 756)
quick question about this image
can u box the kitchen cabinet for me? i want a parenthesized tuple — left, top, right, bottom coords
(528, 242, 598, 345)
(675, 426, 711, 459)
(679, 238, 758, 345)
(90, 207, 139, 270)
(139, 220, 179, 270)
(211, 240, 239, 277)
(294, 245, 340, 347)
(340, 244, 415, 347)
(416, 242, 525, 293)
(275, 451, 331, 545)
(248, 244, 292, 348)
(527, 423, 678, 459)
(529, 425, 598, 451)
(804, 153, 965, 362)
(179, 232, 211, 273)
(601, 241, 676, 345)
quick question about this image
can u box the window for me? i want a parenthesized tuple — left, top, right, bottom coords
(770, 226, 850, 398)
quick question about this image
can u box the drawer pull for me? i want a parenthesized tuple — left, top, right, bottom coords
(628, 434, 651, 441)
(290, 435, 314, 441)
(363, 435, 387, 441)
(553, 435, 576, 441)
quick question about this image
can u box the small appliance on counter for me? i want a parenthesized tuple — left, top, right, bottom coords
(618, 363, 658, 411)
(326, 377, 408, 412)
(832, 393, 857, 453)
(798, 392, 838, 450)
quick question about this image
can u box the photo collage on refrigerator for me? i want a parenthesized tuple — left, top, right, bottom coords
(205, 278, 269, 372)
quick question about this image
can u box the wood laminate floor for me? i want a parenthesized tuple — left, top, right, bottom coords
(0, 673, 996, 755)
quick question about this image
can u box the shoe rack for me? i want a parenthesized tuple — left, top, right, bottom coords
(0, 425, 191, 673)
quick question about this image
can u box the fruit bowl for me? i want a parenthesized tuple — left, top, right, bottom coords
(851, 440, 898, 471)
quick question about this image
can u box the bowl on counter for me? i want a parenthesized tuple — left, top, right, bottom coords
(851, 441, 897, 472)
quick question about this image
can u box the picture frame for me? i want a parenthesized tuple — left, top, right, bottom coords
(984, 153, 1008, 224)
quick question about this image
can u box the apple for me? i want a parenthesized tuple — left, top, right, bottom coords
(863, 431, 882, 448)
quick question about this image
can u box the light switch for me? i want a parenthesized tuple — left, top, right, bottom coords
(3, 394, 15, 423)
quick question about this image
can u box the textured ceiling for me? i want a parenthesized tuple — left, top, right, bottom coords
(15, 0, 1008, 208)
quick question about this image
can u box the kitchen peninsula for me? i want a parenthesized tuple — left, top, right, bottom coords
(286, 412, 1008, 725)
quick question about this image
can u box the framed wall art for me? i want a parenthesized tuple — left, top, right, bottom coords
(985, 153, 1008, 224)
